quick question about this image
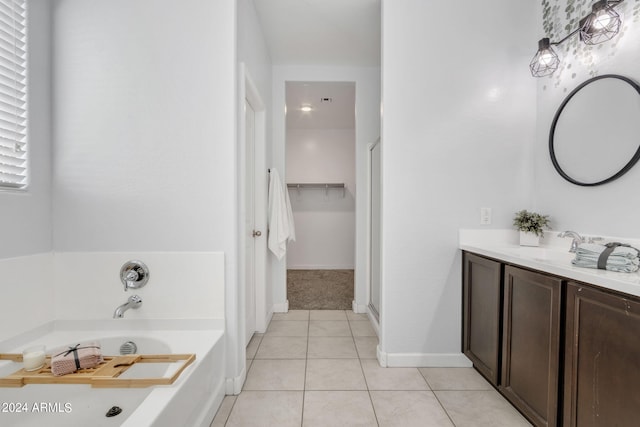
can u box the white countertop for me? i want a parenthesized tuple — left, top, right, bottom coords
(460, 229, 640, 298)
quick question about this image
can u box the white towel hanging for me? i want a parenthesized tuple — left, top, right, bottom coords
(268, 169, 296, 259)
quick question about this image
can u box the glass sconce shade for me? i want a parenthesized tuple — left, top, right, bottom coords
(530, 38, 560, 77)
(579, 1, 622, 45)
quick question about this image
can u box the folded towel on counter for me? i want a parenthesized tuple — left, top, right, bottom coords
(572, 242, 640, 273)
(51, 341, 103, 376)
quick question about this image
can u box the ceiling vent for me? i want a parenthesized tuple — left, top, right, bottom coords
(321, 97, 333, 103)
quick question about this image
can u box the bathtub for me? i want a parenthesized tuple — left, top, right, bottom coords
(0, 320, 225, 427)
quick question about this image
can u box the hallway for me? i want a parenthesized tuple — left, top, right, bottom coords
(212, 310, 531, 426)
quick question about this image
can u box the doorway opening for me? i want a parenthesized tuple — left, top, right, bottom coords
(285, 81, 356, 310)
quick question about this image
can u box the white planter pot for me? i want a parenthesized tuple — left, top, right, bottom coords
(519, 231, 540, 247)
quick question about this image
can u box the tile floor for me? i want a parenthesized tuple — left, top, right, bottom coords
(211, 310, 532, 427)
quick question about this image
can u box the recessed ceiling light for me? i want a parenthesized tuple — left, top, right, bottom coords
(300, 105, 312, 112)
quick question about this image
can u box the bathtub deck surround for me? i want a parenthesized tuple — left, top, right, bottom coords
(211, 310, 530, 426)
(0, 319, 225, 427)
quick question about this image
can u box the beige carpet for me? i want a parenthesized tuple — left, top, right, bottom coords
(287, 269, 354, 310)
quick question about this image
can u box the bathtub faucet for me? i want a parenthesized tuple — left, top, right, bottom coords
(113, 295, 142, 318)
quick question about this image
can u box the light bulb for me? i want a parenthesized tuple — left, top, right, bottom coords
(300, 106, 312, 112)
(592, 10, 612, 30)
(539, 52, 555, 66)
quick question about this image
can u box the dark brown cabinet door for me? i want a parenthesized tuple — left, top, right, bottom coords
(564, 283, 640, 427)
(501, 266, 561, 427)
(463, 252, 502, 385)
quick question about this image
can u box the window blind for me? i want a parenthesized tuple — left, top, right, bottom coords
(0, 0, 26, 189)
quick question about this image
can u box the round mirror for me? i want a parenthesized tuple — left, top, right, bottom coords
(549, 74, 640, 186)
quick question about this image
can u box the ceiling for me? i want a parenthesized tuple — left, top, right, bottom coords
(252, 0, 381, 66)
(286, 81, 356, 129)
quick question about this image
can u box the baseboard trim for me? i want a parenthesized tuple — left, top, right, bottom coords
(351, 301, 368, 314)
(225, 364, 247, 395)
(273, 300, 289, 313)
(377, 349, 472, 368)
(287, 265, 355, 270)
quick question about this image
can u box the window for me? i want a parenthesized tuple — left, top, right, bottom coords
(0, 0, 26, 189)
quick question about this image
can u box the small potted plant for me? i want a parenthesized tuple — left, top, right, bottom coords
(513, 210, 550, 247)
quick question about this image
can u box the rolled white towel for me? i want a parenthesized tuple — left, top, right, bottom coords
(575, 243, 639, 260)
(572, 242, 640, 273)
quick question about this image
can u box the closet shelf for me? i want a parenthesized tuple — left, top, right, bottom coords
(287, 183, 345, 197)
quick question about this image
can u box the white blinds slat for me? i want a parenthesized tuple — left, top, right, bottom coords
(0, 28, 25, 50)
(0, 160, 24, 173)
(0, 170, 25, 185)
(0, 34, 24, 57)
(0, 71, 25, 91)
(0, 99, 24, 116)
(0, 108, 24, 124)
(0, 14, 25, 34)
(0, 1, 26, 17)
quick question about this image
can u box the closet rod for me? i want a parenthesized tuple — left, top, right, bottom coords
(286, 183, 346, 197)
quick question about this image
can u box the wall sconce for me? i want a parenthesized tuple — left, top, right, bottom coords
(530, 0, 624, 77)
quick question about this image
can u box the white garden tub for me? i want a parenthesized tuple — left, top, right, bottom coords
(0, 320, 225, 427)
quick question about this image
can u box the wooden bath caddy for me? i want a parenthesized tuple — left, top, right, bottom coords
(0, 353, 195, 388)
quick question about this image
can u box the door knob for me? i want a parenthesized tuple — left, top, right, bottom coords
(252, 230, 262, 237)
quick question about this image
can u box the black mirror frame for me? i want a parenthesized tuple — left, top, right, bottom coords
(549, 74, 640, 186)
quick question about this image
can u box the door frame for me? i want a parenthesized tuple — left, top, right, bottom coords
(366, 138, 381, 325)
(238, 63, 268, 345)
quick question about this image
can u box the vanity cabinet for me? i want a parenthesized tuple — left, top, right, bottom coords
(462, 252, 502, 386)
(501, 266, 562, 427)
(463, 250, 640, 427)
(563, 282, 640, 427)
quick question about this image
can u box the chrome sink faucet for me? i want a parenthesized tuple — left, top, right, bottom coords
(113, 295, 142, 318)
(558, 231, 584, 253)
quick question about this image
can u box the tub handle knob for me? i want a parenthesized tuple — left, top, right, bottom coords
(120, 260, 150, 291)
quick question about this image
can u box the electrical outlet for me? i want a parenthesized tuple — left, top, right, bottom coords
(480, 207, 492, 225)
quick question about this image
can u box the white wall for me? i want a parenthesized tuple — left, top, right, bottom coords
(533, 0, 640, 238)
(380, 0, 536, 366)
(0, 254, 53, 342)
(271, 65, 380, 312)
(52, 0, 236, 254)
(0, 0, 52, 259)
(54, 252, 224, 320)
(0, 1, 53, 341)
(286, 128, 355, 269)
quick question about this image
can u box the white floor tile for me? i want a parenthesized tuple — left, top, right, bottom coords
(435, 390, 532, 427)
(272, 310, 310, 321)
(309, 320, 352, 336)
(226, 391, 303, 427)
(255, 336, 308, 359)
(419, 367, 493, 391)
(361, 359, 429, 390)
(307, 336, 358, 358)
(354, 336, 378, 359)
(265, 320, 308, 336)
(302, 391, 378, 427)
(305, 359, 367, 390)
(371, 391, 454, 427)
(244, 359, 306, 391)
(349, 320, 377, 337)
(309, 310, 348, 320)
